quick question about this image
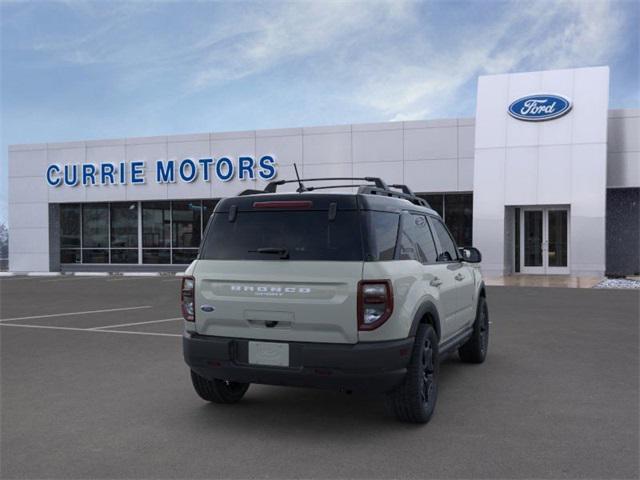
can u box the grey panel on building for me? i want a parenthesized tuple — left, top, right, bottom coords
(606, 188, 640, 276)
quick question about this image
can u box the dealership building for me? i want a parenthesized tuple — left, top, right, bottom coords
(7, 66, 640, 276)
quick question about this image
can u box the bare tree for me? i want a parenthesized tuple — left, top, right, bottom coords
(0, 222, 8, 259)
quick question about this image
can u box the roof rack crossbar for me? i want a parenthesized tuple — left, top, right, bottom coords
(358, 186, 430, 208)
(259, 176, 431, 209)
(264, 177, 388, 193)
(389, 184, 415, 196)
(305, 184, 369, 192)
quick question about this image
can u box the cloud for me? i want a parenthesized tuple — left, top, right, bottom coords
(188, 1, 416, 90)
(2, 0, 632, 121)
(350, 0, 627, 120)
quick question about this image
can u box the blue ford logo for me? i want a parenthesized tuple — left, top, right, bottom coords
(508, 94, 572, 121)
(200, 305, 215, 312)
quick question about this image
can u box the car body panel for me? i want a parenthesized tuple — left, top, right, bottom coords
(192, 260, 362, 344)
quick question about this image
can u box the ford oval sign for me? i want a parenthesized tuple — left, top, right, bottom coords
(508, 94, 572, 121)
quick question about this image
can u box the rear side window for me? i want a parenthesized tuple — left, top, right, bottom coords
(430, 218, 459, 262)
(363, 211, 399, 261)
(200, 210, 363, 261)
(398, 214, 438, 263)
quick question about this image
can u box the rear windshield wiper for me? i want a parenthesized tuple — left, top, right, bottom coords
(249, 247, 290, 259)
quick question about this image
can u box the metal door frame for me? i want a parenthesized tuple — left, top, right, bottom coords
(519, 206, 570, 275)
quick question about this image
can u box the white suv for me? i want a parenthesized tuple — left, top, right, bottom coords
(182, 177, 489, 423)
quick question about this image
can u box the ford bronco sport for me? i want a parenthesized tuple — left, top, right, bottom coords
(182, 177, 488, 423)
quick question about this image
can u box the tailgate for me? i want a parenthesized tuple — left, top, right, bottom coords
(193, 260, 362, 344)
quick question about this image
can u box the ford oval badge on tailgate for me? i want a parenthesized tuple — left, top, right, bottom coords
(508, 94, 572, 121)
(200, 305, 215, 312)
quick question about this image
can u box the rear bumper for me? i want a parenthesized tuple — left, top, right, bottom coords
(183, 332, 414, 393)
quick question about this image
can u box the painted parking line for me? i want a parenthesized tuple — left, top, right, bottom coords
(90, 317, 182, 330)
(106, 277, 167, 282)
(0, 306, 152, 323)
(41, 276, 110, 283)
(0, 276, 45, 282)
(0, 323, 180, 337)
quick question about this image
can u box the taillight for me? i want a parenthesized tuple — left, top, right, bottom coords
(181, 276, 195, 322)
(357, 280, 393, 331)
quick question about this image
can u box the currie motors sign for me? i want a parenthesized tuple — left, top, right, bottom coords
(508, 94, 572, 121)
(46, 155, 277, 187)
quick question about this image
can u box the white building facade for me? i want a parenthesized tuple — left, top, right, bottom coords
(7, 66, 640, 276)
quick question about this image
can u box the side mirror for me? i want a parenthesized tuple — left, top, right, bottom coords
(459, 247, 482, 263)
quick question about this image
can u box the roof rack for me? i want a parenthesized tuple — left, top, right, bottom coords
(241, 177, 431, 208)
(359, 183, 431, 208)
(263, 177, 388, 193)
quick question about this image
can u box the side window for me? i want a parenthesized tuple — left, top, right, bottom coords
(397, 225, 419, 261)
(397, 214, 438, 263)
(431, 218, 459, 262)
(365, 211, 400, 261)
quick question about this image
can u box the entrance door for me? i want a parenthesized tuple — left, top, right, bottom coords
(520, 207, 569, 274)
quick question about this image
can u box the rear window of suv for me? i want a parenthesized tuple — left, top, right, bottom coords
(200, 210, 364, 261)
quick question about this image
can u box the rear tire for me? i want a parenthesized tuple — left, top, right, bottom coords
(386, 324, 439, 424)
(458, 296, 489, 364)
(190, 370, 250, 404)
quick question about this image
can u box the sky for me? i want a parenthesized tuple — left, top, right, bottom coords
(1, 0, 638, 225)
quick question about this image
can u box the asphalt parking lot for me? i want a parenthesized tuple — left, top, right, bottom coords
(1, 276, 638, 479)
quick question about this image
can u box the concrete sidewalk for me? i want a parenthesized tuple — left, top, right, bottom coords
(485, 275, 602, 288)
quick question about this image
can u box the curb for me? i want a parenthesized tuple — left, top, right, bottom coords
(120, 272, 162, 277)
(72, 272, 110, 277)
(0, 271, 185, 277)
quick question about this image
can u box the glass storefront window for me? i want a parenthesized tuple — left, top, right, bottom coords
(422, 194, 444, 218)
(172, 201, 202, 248)
(142, 202, 171, 248)
(111, 249, 138, 264)
(60, 204, 81, 248)
(82, 204, 109, 248)
(445, 194, 473, 247)
(60, 249, 81, 263)
(59, 199, 221, 265)
(143, 249, 170, 264)
(417, 193, 473, 247)
(82, 249, 109, 264)
(202, 200, 218, 231)
(172, 248, 199, 264)
(111, 203, 138, 248)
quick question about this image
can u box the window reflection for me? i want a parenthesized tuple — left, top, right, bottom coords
(57, 198, 249, 265)
(202, 200, 218, 231)
(417, 193, 473, 247)
(82, 204, 109, 248)
(60, 204, 81, 248)
(172, 201, 202, 248)
(422, 194, 444, 218)
(82, 249, 109, 264)
(111, 203, 138, 248)
(445, 194, 473, 247)
(142, 202, 171, 248)
(142, 249, 170, 264)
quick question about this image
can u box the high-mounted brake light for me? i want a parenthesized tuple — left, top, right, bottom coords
(253, 200, 313, 209)
(181, 276, 195, 322)
(357, 280, 393, 331)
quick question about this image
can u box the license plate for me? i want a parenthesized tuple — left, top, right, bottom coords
(248, 341, 289, 367)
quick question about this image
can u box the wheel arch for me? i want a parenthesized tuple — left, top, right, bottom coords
(408, 301, 442, 340)
(478, 280, 486, 299)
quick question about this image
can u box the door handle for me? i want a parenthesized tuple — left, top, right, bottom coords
(454, 273, 465, 281)
(430, 277, 443, 287)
